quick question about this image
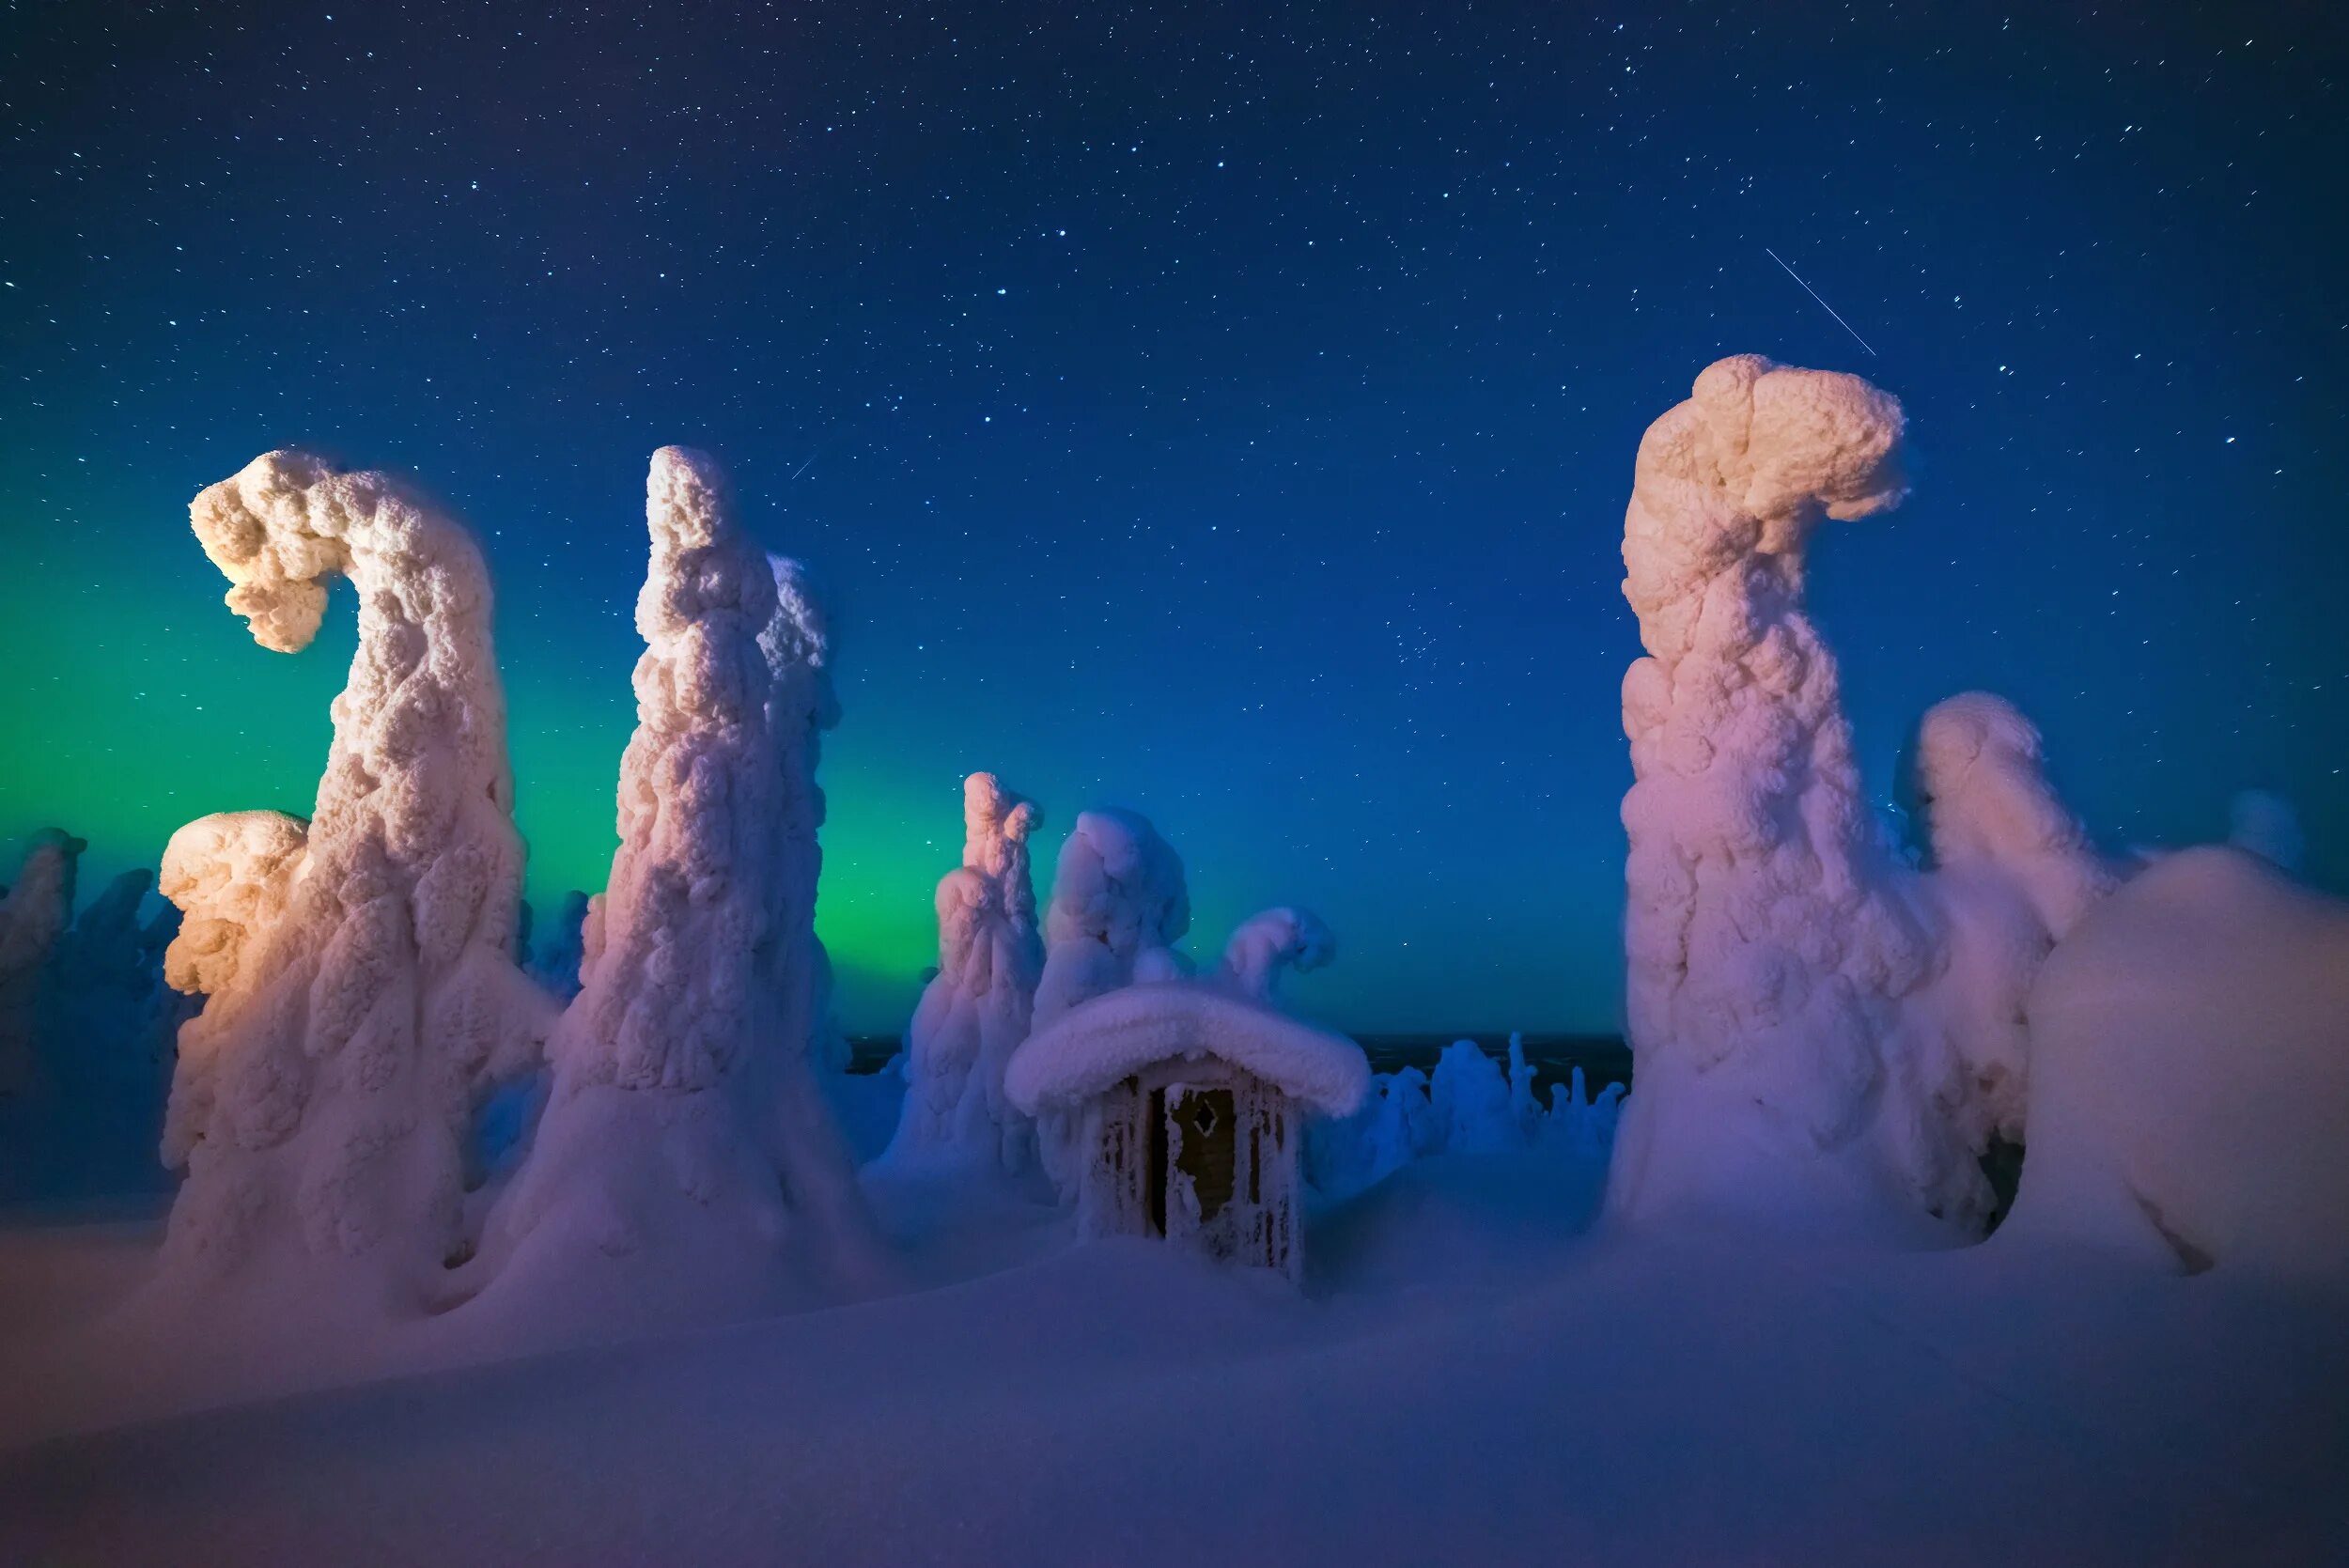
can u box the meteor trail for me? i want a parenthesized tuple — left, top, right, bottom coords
(1765, 247, 1878, 357)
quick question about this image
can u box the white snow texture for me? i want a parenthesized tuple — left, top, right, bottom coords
(482, 447, 865, 1302)
(150, 453, 547, 1307)
(1610, 356, 2107, 1239)
(1005, 980, 1369, 1120)
(884, 772, 1047, 1171)
(2000, 847, 2349, 1280)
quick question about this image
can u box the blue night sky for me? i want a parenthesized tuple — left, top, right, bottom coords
(2, 1, 2342, 1035)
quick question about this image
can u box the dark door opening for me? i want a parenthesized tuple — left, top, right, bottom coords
(1146, 1085, 1168, 1235)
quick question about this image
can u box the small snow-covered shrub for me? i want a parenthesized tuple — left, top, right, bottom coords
(1307, 1035, 1624, 1203)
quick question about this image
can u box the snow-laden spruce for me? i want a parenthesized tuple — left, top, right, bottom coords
(761, 552, 850, 1077)
(481, 449, 868, 1308)
(883, 772, 1047, 1172)
(1034, 808, 1192, 1030)
(148, 456, 549, 1306)
(1610, 357, 2107, 1239)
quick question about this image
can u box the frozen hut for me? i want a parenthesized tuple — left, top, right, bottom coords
(1004, 981, 1369, 1281)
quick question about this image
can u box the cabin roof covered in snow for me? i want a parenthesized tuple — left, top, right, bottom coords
(1004, 982, 1370, 1118)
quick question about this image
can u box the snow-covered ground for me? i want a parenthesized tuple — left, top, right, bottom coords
(4, 1109, 2342, 1567)
(7, 368, 2346, 1565)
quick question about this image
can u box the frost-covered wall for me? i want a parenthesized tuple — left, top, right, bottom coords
(1608, 356, 2112, 1238)
(884, 772, 1046, 1172)
(483, 449, 865, 1300)
(151, 454, 547, 1303)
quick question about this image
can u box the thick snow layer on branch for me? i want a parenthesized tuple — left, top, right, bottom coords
(1999, 847, 2349, 1281)
(1034, 808, 1191, 1032)
(884, 772, 1047, 1172)
(1215, 907, 1334, 1002)
(150, 454, 546, 1305)
(1005, 981, 1368, 1119)
(1610, 358, 2105, 1240)
(481, 449, 866, 1314)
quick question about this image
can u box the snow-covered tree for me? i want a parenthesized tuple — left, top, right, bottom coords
(150, 454, 548, 1303)
(482, 448, 867, 1305)
(1905, 692, 2116, 1147)
(0, 829, 84, 1097)
(883, 772, 1047, 1172)
(1611, 357, 2000, 1238)
(1215, 907, 1334, 1002)
(762, 554, 849, 1076)
(1034, 808, 1191, 1032)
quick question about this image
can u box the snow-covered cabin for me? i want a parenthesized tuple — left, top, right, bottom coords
(1004, 982, 1369, 1282)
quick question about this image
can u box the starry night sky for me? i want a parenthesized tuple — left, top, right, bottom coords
(3, 2, 2342, 1035)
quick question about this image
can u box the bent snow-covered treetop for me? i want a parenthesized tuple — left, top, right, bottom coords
(1005, 982, 1370, 1119)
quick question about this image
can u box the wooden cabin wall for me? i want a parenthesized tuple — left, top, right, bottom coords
(1075, 1079, 1152, 1240)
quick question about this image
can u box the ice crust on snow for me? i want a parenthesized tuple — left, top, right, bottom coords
(1610, 357, 2107, 1238)
(482, 448, 866, 1299)
(150, 454, 549, 1302)
(883, 772, 1047, 1171)
(1005, 981, 1369, 1119)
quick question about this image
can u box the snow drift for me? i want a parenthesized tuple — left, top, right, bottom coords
(1999, 846, 2349, 1280)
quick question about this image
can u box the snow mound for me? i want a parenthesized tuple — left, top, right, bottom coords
(1999, 846, 2349, 1280)
(1005, 982, 1369, 1119)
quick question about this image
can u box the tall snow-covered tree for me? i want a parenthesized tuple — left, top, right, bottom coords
(151, 453, 547, 1304)
(883, 772, 1046, 1172)
(483, 448, 868, 1307)
(1610, 358, 2116, 1239)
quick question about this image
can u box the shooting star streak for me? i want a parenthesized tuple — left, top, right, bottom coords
(1765, 247, 1878, 357)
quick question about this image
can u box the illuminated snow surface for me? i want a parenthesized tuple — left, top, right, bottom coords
(2, 1096, 2343, 1566)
